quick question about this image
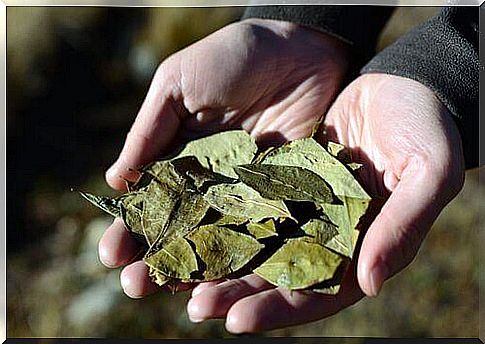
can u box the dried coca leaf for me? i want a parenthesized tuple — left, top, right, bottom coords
(234, 164, 333, 203)
(204, 182, 293, 222)
(326, 141, 362, 171)
(79, 192, 122, 217)
(175, 130, 258, 178)
(246, 219, 277, 239)
(312, 285, 341, 295)
(120, 191, 147, 239)
(213, 214, 247, 226)
(171, 156, 235, 191)
(261, 138, 371, 259)
(144, 236, 198, 280)
(320, 196, 368, 258)
(310, 255, 351, 295)
(186, 224, 264, 280)
(253, 238, 343, 290)
(140, 159, 186, 190)
(262, 137, 370, 200)
(301, 218, 338, 246)
(136, 182, 179, 246)
(148, 268, 170, 287)
(147, 190, 210, 256)
(79, 130, 375, 293)
(326, 141, 346, 159)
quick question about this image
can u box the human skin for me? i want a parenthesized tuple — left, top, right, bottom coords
(97, 19, 465, 333)
(99, 17, 350, 293)
(186, 74, 465, 332)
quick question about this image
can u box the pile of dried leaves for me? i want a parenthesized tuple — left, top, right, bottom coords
(80, 130, 372, 294)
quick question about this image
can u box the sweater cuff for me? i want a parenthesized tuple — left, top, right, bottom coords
(361, 7, 479, 169)
(243, 6, 393, 69)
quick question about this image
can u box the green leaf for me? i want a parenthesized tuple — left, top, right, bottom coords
(138, 159, 186, 190)
(136, 181, 179, 246)
(121, 160, 189, 245)
(171, 156, 234, 191)
(301, 218, 338, 246)
(326, 141, 346, 158)
(147, 190, 210, 255)
(174, 130, 258, 178)
(213, 214, 247, 226)
(204, 182, 293, 222)
(326, 141, 362, 171)
(247, 219, 277, 239)
(144, 236, 198, 280)
(186, 224, 264, 280)
(262, 138, 371, 200)
(261, 138, 371, 259)
(311, 285, 341, 295)
(254, 238, 343, 290)
(310, 255, 351, 295)
(81, 132, 373, 293)
(347, 162, 363, 171)
(320, 196, 369, 258)
(120, 191, 148, 240)
(148, 268, 170, 287)
(235, 164, 333, 203)
(78, 191, 121, 217)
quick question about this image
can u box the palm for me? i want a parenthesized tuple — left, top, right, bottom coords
(140, 18, 349, 154)
(186, 74, 465, 333)
(324, 74, 464, 211)
(173, 20, 347, 144)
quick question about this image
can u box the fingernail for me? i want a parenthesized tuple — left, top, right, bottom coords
(187, 300, 204, 323)
(369, 263, 389, 297)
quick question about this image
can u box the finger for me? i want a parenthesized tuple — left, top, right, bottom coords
(98, 218, 143, 268)
(357, 157, 460, 297)
(225, 289, 337, 333)
(224, 262, 363, 333)
(120, 260, 159, 298)
(106, 66, 184, 190)
(191, 280, 223, 297)
(187, 274, 274, 323)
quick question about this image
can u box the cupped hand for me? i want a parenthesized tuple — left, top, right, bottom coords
(97, 19, 351, 298)
(187, 74, 465, 333)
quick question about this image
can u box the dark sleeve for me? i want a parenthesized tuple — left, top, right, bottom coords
(361, 7, 479, 169)
(242, 6, 394, 70)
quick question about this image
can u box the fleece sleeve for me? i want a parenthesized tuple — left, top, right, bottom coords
(242, 6, 394, 69)
(361, 7, 479, 169)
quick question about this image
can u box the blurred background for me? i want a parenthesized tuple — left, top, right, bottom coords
(6, 7, 482, 338)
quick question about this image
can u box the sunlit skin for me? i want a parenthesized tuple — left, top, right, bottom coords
(97, 19, 465, 333)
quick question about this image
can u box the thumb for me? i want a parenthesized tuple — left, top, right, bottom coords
(357, 157, 463, 297)
(106, 66, 183, 190)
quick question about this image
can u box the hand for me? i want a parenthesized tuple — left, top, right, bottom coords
(187, 74, 465, 333)
(97, 19, 350, 298)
